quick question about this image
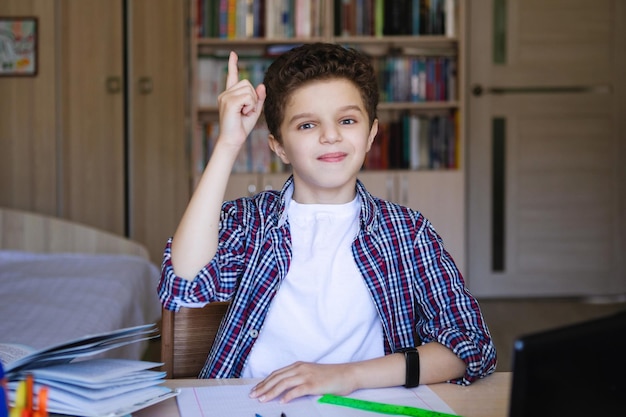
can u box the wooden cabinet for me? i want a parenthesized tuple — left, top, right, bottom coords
(127, 0, 189, 262)
(224, 173, 292, 202)
(189, 0, 467, 268)
(58, 0, 126, 235)
(467, 0, 626, 297)
(0, 0, 189, 263)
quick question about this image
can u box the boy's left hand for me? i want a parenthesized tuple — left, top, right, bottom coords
(249, 361, 358, 403)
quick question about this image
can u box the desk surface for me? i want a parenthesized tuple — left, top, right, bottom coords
(135, 372, 512, 417)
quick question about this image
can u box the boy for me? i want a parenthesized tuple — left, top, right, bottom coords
(158, 43, 496, 403)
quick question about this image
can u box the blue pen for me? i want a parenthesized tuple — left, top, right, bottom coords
(0, 362, 8, 417)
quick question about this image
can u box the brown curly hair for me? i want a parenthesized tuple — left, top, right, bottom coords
(263, 42, 379, 144)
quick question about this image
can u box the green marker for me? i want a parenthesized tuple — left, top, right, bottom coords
(318, 394, 461, 417)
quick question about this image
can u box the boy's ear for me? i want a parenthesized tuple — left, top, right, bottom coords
(366, 118, 379, 152)
(268, 134, 290, 164)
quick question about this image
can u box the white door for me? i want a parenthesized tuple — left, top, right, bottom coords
(467, 0, 626, 297)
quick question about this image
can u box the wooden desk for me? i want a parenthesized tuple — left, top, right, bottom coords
(135, 372, 511, 417)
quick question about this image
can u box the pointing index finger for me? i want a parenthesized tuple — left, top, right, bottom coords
(226, 51, 239, 89)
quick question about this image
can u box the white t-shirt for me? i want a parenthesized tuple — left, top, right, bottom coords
(242, 197, 384, 378)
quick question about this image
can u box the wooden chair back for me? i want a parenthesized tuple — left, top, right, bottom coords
(160, 302, 229, 379)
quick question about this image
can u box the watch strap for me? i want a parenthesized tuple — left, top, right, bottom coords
(396, 347, 420, 388)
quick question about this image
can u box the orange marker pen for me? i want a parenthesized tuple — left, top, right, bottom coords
(36, 386, 48, 417)
(24, 375, 33, 417)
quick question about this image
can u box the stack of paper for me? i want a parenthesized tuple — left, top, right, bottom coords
(7, 359, 176, 417)
(0, 324, 178, 417)
(1, 323, 159, 375)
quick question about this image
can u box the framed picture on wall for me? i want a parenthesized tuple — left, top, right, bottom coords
(0, 17, 38, 76)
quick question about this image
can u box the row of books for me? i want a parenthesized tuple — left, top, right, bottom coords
(195, 0, 456, 39)
(197, 54, 273, 107)
(337, 0, 457, 37)
(197, 52, 457, 107)
(195, 120, 288, 176)
(194, 111, 457, 176)
(364, 111, 458, 170)
(374, 54, 457, 102)
(196, 0, 327, 39)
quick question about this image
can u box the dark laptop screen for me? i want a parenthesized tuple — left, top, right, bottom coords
(509, 310, 626, 417)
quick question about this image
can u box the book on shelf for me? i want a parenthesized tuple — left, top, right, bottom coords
(332, 0, 455, 37)
(0, 323, 177, 417)
(372, 54, 457, 103)
(364, 111, 457, 170)
(198, 54, 272, 107)
(196, 0, 325, 39)
(195, 0, 456, 40)
(196, 112, 456, 175)
(197, 52, 457, 109)
(195, 119, 288, 178)
(383, 0, 413, 36)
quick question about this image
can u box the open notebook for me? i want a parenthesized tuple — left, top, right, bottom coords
(508, 309, 626, 417)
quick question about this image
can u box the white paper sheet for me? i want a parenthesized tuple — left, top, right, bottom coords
(176, 383, 457, 417)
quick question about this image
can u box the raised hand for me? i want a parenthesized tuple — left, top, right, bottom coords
(216, 51, 267, 150)
(169, 52, 267, 280)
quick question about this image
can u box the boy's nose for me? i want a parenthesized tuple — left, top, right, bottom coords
(320, 126, 340, 143)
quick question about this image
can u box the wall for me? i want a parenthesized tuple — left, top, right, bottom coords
(0, 0, 189, 263)
(1, 1, 59, 215)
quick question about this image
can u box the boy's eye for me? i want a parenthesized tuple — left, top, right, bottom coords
(298, 122, 315, 130)
(340, 118, 356, 125)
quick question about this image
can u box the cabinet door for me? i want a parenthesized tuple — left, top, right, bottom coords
(224, 173, 291, 201)
(59, 0, 125, 234)
(357, 171, 396, 202)
(225, 173, 260, 201)
(468, 0, 626, 296)
(128, 0, 188, 262)
(259, 173, 291, 192)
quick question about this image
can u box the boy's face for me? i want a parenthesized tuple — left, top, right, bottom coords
(269, 78, 378, 204)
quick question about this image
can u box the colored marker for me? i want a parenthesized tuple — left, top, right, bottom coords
(9, 380, 26, 417)
(25, 375, 34, 417)
(0, 363, 7, 417)
(33, 386, 48, 417)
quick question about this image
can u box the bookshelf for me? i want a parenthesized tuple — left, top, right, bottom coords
(188, 0, 466, 271)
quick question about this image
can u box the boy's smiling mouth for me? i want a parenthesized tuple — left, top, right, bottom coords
(317, 152, 347, 162)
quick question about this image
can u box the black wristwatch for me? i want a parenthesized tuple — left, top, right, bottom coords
(396, 347, 420, 388)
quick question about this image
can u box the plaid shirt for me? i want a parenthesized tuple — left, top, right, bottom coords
(158, 177, 497, 384)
